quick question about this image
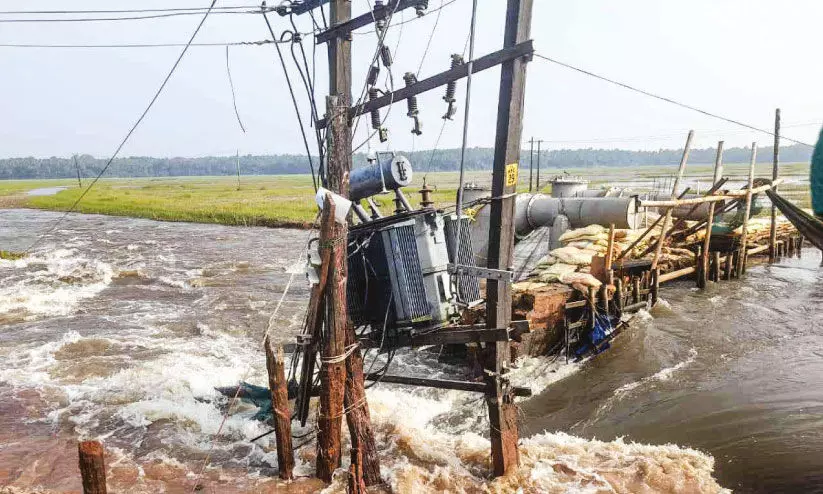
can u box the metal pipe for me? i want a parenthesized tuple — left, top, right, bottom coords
(514, 193, 640, 236)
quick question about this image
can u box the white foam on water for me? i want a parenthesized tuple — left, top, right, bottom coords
(0, 249, 113, 319)
(613, 347, 698, 398)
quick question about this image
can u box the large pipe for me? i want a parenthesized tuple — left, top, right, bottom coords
(349, 155, 413, 202)
(514, 193, 641, 236)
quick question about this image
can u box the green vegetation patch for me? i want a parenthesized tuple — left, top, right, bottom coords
(0, 250, 25, 260)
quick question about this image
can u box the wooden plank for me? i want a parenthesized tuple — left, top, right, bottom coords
(316, 0, 421, 44)
(652, 131, 694, 270)
(769, 109, 781, 262)
(484, 0, 533, 478)
(264, 337, 294, 480)
(565, 300, 587, 309)
(747, 244, 770, 255)
(78, 440, 107, 494)
(658, 266, 696, 284)
(737, 143, 757, 275)
(364, 374, 532, 397)
(316, 41, 534, 128)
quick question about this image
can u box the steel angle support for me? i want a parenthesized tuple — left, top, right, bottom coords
(448, 263, 513, 282)
(315, 40, 534, 129)
(274, 0, 330, 16)
(316, 0, 422, 44)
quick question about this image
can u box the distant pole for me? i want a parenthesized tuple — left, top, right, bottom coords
(528, 137, 534, 192)
(235, 150, 241, 190)
(535, 139, 542, 190)
(769, 109, 781, 262)
(73, 155, 82, 188)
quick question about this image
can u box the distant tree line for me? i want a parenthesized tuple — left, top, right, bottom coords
(0, 143, 812, 180)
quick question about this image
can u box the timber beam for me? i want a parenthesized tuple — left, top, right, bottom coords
(364, 374, 532, 397)
(358, 321, 530, 350)
(315, 41, 534, 129)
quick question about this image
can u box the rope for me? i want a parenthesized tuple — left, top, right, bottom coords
(23, 0, 218, 254)
(533, 52, 814, 148)
(319, 343, 360, 365)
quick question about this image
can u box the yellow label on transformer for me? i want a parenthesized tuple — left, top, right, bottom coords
(505, 163, 518, 187)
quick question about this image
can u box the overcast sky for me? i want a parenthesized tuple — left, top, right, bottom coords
(0, 0, 821, 159)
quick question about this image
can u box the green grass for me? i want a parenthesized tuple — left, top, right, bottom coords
(0, 163, 812, 227)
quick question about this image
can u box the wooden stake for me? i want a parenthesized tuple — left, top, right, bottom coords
(605, 224, 615, 272)
(770, 109, 781, 262)
(699, 142, 723, 289)
(484, 0, 533, 477)
(264, 336, 294, 480)
(614, 277, 624, 316)
(632, 277, 640, 304)
(343, 328, 381, 486)
(347, 447, 367, 494)
(78, 440, 107, 494)
(652, 131, 694, 270)
(712, 251, 721, 282)
(651, 267, 660, 306)
(737, 143, 757, 275)
(725, 252, 733, 280)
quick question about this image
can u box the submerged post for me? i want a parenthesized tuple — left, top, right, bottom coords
(78, 440, 107, 494)
(699, 142, 724, 289)
(264, 336, 294, 480)
(652, 131, 694, 270)
(484, 0, 534, 477)
(769, 109, 781, 262)
(738, 143, 757, 275)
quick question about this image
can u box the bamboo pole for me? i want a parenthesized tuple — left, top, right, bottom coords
(632, 277, 640, 304)
(78, 440, 107, 494)
(652, 130, 694, 270)
(264, 336, 294, 480)
(639, 179, 784, 207)
(616, 188, 690, 261)
(724, 252, 733, 280)
(658, 266, 696, 284)
(650, 267, 661, 305)
(737, 143, 757, 275)
(769, 109, 780, 262)
(605, 224, 615, 272)
(614, 277, 624, 316)
(699, 142, 724, 289)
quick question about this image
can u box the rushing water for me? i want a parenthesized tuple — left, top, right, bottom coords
(1, 209, 819, 493)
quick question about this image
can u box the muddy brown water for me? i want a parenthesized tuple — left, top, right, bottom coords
(1, 209, 822, 492)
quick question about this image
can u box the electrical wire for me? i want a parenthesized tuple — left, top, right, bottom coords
(0, 6, 265, 15)
(23, 1, 219, 254)
(416, 0, 445, 78)
(353, 0, 458, 35)
(261, 10, 319, 191)
(0, 40, 288, 49)
(0, 9, 273, 23)
(533, 52, 815, 148)
(225, 46, 247, 133)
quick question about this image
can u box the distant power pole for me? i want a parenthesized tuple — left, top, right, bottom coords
(535, 139, 543, 190)
(73, 155, 82, 188)
(235, 150, 241, 190)
(528, 137, 534, 192)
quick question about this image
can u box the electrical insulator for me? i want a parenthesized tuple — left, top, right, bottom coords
(366, 65, 380, 86)
(380, 45, 393, 67)
(442, 54, 464, 120)
(403, 72, 423, 136)
(414, 0, 429, 16)
(368, 88, 389, 143)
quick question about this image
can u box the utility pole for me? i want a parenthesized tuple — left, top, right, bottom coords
(535, 139, 542, 191)
(235, 150, 241, 190)
(528, 137, 534, 192)
(769, 108, 780, 262)
(485, 0, 533, 477)
(73, 155, 82, 188)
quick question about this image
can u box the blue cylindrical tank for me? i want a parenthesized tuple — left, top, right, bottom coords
(350, 155, 413, 201)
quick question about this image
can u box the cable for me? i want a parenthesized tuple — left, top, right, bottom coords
(533, 53, 815, 148)
(261, 10, 319, 191)
(0, 6, 264, 15)
(225, 46, 247, 133)
(353, 0, 458, 35)
(0, 40, 291, 49)
(416, 0, 445, 78)
(0, 9, 273, 23)
(23, 1, 219, 254)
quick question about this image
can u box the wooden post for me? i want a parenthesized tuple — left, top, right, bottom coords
(632, 277, 640, 304)
(652, 131, 694, 270)
(650, 267, 660, 306)
(737, 143, 757, 275)
(725, 252, 733, 280)
(712, 251, 721, 282)
(605, 223, 615, 283)
(614, 277, 624, 316)
(588, 287, 597, 330)
(343, 327, 381, 485)
(78, 440, 107, 494)
(599, 284, 609, 316)
(798, 235, 804, 257)
(264, 336, 294, 480)
(347, 448, 367, 494)
(484, 0, 533, 477)
(769, 109, 780, 262)
(699, 142, 723, 289)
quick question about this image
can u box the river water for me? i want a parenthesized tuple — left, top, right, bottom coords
(1, 209, 820, 493)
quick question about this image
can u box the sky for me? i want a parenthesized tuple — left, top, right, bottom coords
(0, 0, 821, 159)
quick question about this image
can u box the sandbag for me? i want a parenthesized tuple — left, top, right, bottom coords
(536, 263, 578, 283)
(550, 246, 597, 265)
(558, 224, 606, 243)
(559, 271, 603, 288)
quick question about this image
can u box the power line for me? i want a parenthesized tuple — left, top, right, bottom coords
(24, 0, 219, 253)
(0, 6, 262, 15)
(0, 8, 270, 23)
(533, 52, 815, 148)
(0, 40, 283, 49)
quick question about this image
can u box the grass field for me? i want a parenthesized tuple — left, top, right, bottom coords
(0, 163, 811, 227)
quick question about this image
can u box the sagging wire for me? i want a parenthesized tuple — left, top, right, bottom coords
(261, 6, 320, 191)
(225, 46, 247, 133)
(23, 0, 219, 255)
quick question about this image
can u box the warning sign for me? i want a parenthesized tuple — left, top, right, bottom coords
(505, 163, 518, 187)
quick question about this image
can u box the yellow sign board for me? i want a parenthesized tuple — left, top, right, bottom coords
(505, 163, 518, 187)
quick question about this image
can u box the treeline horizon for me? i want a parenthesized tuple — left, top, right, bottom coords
(0, 143, 812, 180)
